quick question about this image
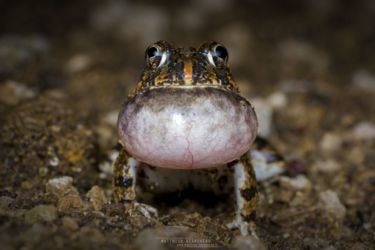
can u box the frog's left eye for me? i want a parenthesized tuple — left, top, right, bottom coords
(145, 45, 168, 68)
(207, 44, 229, 67)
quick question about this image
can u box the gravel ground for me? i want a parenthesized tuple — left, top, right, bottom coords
(0, 1, 374, 249)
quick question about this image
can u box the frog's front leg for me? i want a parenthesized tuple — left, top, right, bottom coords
(113, 148, 158, 218)
(227, 153, 258, 237)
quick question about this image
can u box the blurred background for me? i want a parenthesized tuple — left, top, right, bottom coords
(0, 0, 374, 249)
(1, 0, 375, 88)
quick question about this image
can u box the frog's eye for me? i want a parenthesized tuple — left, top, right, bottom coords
(213, 45, 228, 62)
(207, 44, 228, 67)
(145, 45, 168, 68)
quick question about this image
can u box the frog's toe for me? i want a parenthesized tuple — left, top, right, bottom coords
(132, 201, 158, 219)
(227, 216, 258, 237)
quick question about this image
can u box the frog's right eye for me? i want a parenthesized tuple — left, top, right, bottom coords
(207, 44, 228, 68)
(145, 45, 168, 68)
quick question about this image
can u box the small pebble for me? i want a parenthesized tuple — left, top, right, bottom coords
(250, 91, 287, 138)
(98, 150, 117, 179)
(0, 80, 36, 105)
(24, 205, 57, 224)
(58, 194, 85, 213)
(103, 110, 120, 126)
(347, 147, 365, 164)
(250, 150, 285, 181)
(66, 54, 91, 73)
(313, 159, 341, 173)
(86, 185, 107, 211)
(251, 98, 273, 138)
(320, 133, 342, 152)
(267, 91, 288, 110)
(61, 216, 79, 231)
(280, 175, 312, 191)
(319, 190, 346, 221)
(48, 156, 60, 167)
(46, 176, 78, 197)
(345, 121, 375, 141)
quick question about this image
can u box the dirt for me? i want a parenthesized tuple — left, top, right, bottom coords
(0, 1, 374, 249)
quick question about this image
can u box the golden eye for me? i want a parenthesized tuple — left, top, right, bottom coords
(145, 45, 168, 68)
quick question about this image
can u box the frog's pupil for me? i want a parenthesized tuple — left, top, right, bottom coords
(147, 47, 158, 58)
(214, 46, 228, 60)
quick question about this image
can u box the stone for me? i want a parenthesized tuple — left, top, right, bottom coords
(0, 80, 36, 105)
(86, 185, 107, 211)
(24, 205, 57, 223)
(57, 194, 85, 213)
(320, 133, 342, 152)
(345, 121, 375, 141)
(319, 190, 346, 221)
(268, 91, 288, 110)
(251, 98, 273, 138)
(103, 110, 120, 126)
(46, 176, 78, 198)
(66, 54, 91, 73)
(313, 159, 341, 173)
(250, 150, 285, 181)
(280, 175, 312, 191)
(61, 216, 79, 231)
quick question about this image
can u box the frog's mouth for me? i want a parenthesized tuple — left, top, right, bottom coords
(118, 87, 258, 169)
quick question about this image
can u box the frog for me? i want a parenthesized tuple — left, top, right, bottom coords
(113, 40, 284, 236)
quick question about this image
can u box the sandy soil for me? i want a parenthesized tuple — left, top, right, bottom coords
(0, 1, 374, 249)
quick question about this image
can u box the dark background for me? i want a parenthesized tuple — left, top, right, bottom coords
(0, 1, 374, 249)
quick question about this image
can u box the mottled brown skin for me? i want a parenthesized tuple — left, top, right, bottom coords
(238, 154, 258, 220)
(113, 41, 259, 235)
(129, 40, 239, 98)
(113, 149, 136, 202)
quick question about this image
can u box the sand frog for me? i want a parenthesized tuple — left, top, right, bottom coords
(113, 41, 283, 236)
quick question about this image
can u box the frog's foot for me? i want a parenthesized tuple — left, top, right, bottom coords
(134, 201, 158, 218)
(227, 215, 257, 237)
(124, 201, 158, 219)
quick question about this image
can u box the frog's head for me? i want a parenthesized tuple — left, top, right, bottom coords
(129, 40, 238, 97)
(119, 41, 257, 169)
